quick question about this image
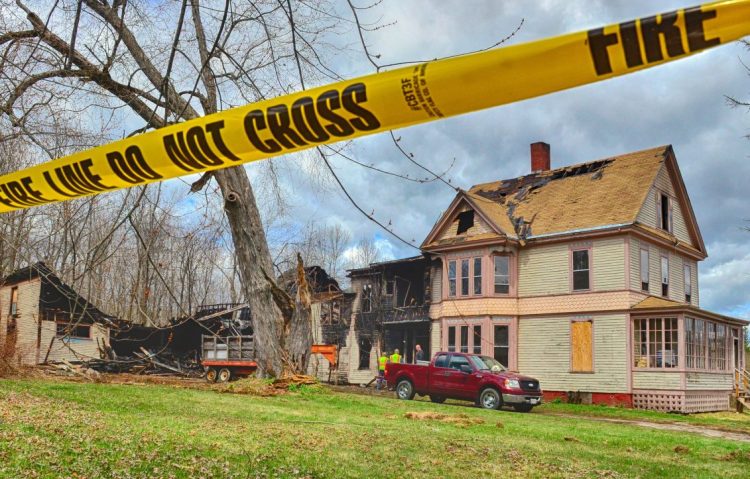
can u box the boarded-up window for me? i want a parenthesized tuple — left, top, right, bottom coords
(571, 320, 593, 372)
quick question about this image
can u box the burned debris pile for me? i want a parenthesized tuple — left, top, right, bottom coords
(52, 303, 253, 379)
(81, 346, 204, 377)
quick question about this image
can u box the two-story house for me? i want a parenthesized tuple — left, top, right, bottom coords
(420, 143, 747, 412)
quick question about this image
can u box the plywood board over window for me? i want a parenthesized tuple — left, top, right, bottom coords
(571, 319, 593, 373)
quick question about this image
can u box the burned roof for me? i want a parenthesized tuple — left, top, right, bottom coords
(278, 265, 342, 297)
(2, 262, 114, 324)
(347, 255, 426, 276)
(424, 145, 670, 248)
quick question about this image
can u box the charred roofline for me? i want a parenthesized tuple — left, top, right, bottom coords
(346, 255, 427, 277)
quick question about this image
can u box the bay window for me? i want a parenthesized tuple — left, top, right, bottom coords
(460, 259, 470, 296)
(473, 258, 482, 295)
(448, 260, 456, 297)
(493, 256, 510, 294)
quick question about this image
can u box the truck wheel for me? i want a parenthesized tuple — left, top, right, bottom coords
(205, 368, 218, 383)
(218, 368, 232, 383)
(479, 388, 502, 410)
(429, 395, 446, 404)
(513, 404, 533, 413)
(396, 379, 415, 400)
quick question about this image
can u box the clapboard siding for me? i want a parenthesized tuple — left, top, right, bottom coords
(637, 189, 658, 228)
(691, 261, 699, 307)
(685, 372, 733, 390)
(592, 238, 625, 291)
(632, 371, 682, 390)
(669, 253, 684, 303)
(637, 166, 693, 247)
(629, 237, 641, 291)
(44, 322, 108, 363)
(517, 314, 627, 392)
(431, 264, 442, 304)
(518, 244, 569, 297)
(430, 321, 441, 357)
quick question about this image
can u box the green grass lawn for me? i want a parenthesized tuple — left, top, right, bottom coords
(1, 378, 749, 478)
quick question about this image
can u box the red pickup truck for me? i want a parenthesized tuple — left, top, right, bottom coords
(385, 352, 542, 412)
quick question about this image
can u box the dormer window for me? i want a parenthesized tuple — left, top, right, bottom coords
(456, 210, 474, 234)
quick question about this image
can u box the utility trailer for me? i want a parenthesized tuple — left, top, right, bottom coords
(201, 335, 256, 382)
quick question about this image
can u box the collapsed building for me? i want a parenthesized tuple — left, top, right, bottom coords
(311, 256, 433, 384)
(0, 262, 113, 365)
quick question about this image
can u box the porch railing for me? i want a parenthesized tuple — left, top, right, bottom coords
(734, 368, 750, 397)
(358, 304, 429, 324)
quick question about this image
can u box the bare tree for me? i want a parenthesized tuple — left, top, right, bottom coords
(347, 237, 381, 269)
(0, 0, 353, 376)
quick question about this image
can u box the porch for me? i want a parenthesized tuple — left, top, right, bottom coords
(630, 298, 748, 413)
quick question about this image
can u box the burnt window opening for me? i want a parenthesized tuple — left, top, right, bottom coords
(362, 283, 373, 312)
(56, 322, 91, 339)
(385, 280, 395, 296)
(358, 336, 372, 369)
(456, 210, 475, 234)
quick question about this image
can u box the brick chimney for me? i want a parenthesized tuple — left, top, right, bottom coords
(530, 142, 550, 173)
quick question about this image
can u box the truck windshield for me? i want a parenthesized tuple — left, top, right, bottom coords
(470, 355, 507, 372)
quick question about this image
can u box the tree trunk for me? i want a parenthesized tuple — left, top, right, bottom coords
(287, 253, 313, 373)
(213, 166, 287, 377)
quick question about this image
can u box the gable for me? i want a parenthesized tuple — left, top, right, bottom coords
(635, 153, 704, 252)
(437, 202, 494, 240)
(422, 195, 507, 249)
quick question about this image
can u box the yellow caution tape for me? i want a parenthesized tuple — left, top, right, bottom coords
(0, 0, 748, 213)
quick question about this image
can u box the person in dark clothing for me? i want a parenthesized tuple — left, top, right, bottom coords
(415, 344, 425, 362)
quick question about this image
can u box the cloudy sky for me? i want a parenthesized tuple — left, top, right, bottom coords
(248, 0, 750, 318)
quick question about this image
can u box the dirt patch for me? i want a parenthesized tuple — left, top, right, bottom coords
(549, 413, 750, 443)
(215, 378, 280, 396)
(718, 450, 750, 462)
(404, 411, 484, 427)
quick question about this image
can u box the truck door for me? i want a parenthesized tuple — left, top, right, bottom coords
(430, 353, 452, 395)
(443, 355, 477, 399)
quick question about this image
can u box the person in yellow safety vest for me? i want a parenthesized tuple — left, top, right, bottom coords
(376, 351, 388, 391)
(390, 349, 401, 364)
